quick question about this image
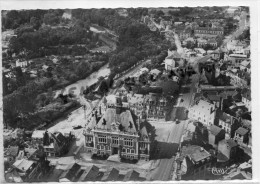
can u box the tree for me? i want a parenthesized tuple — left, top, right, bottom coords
(30, 17, 41, 30)
(15, 67, 26, 87)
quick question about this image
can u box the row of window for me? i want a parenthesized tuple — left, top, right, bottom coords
(98, 136, 134, 147)
(195, 30, 223, 34)
(122, 148, 135, 154)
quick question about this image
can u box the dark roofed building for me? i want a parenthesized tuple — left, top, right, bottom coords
(217, 139, 238, 163)
(123, 170, 140, 181)
(101, 168, 119, 181)
(234, 127, 249, 146)
(78, 165, 99, 182)
(59, 163, 81, 182)
(208, 125, 225, 148)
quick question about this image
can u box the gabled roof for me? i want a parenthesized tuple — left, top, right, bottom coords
(236, 127, 249, 136)
(123, 170, 140, 181)
(219, 139, 237, 148)
(150, 69, 161, 75)
(13, 159, 34, 172)
(78, 165, 99, 181)
(96, 108, 137, 134)
(219, 112, 232, 124)
(101, 168, 119, 181)
(59, 163, 81, 181)
(181, 145, 211, 163)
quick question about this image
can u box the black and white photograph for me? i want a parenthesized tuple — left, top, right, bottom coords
(1, 0, 259, 182)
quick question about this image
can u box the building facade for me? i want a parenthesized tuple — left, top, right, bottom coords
(194, 27, 224, 38)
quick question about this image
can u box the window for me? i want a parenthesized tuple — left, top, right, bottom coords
(124, 138, 133, 147)
(98, 135, 107, 143)
(131, 149, 135, 154)
(127, 148, 130, 153)
(122, 148, 126, 152)
(112, 137, 119, 145)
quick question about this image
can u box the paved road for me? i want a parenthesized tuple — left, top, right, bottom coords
(222, 11, 248, 47)
(151, 120, 188, 181)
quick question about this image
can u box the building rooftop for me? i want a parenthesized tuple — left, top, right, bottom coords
(241, 88, 251, 101)
(209, 125, 223, 136)
(181, 145, 211, 163)
(101, 168, 119, 181)
(236, 127, 249, 136)
(31, 130, 45, 139)
(123, 170, 140, 181)
(219, 112, 232, 124)
(13, 159, 34, 172)
(195, 27, 224, 31)
(78, 165, 99, 182)
(96, 108, 137, 134)
(219, 139, 238, 148)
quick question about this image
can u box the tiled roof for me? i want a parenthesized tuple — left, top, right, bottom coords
(181, 145, 211, 162)
(241, 119, 251, 129)
(13, 159, 34, 172)
(236, 127, 249, 136)
(97, 108, 137, 133)
(31, 130, 45, 139)
(59, 163, 81, 181)
(78, 165, 99, 181)
(219, 139, 237, 148)
(123, 170, 140, 181)
(209, 125, 223, 136)
(219, 112, 232, 124)
(217, 151, 229, 162)
(101, 168, 119, 181)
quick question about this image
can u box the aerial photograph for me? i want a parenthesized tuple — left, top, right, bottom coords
(2, 6, 252, 182)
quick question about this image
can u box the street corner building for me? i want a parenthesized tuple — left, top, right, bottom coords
(83, 94, 151, 161)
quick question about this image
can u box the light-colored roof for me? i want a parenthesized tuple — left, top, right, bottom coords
(13, 159, 34, 172)
(31, 130, 45, 139)
(106, 95, 117, 105)
(181, 145, 211, 162)
(150, 69, 161, 75)
(209, 125, 223, 136)
(236, 127, 249, 136)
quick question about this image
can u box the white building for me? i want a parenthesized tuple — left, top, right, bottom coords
(188, 99, 217, 126)
(16, 59, 29, 68)
(164, 55, 176, 71)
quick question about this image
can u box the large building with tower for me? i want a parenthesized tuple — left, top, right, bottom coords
(83, 95, 151, 161)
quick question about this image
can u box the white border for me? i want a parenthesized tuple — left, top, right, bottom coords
(0, 0, 259, 183)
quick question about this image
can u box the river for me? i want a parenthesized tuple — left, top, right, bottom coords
(55, 63, 110, 98)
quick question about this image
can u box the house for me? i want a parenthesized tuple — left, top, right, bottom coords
(164, 55, 176, 71)
(225, 70, 248, 88)
(4, 146, 19, 164)
(16, 59, 28, 68)
(217, 139, 238, 164)
(234, 127, 249, 146)
(218, 112, 240, 139)
(150, 69, 161, 78)
(12, 158, 42, 182)
(207, 39, 218, 48)
(59, 163, 82, 182)
(197, 38, 207, 47)
(194, 27, 224, 38)
(241, 88, 251, 112)
(101, 168, 119, 181)
(239, 60, 250, 73)
(127, 94, 145, 118)
(179, 145, 212, 180)
(123, 170, 141, 181)
(228, 54, 248, 67)
(140, 67, 149, 74)
(83, 101, 151, 161)
(226, 40, 247, 53)
(78, 165, 100, 182)
(179, 29, 192, 40)
(188, 99, 217, 126)
(43, 131, 70, 157)
(144, 93, 167, 120)
(31, 130, 45, 140)
(208, 125, 225, 148)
